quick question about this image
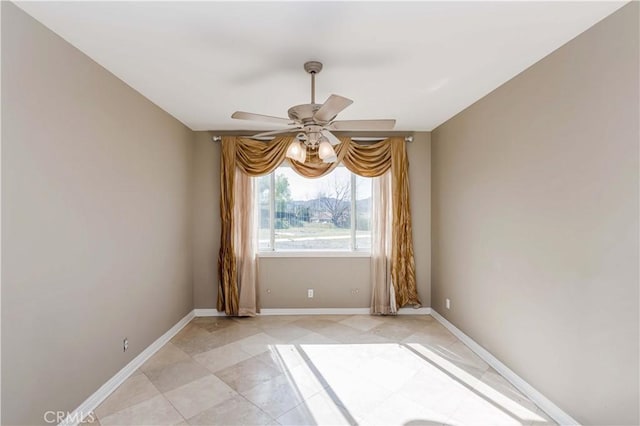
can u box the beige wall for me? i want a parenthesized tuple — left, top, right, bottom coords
(192, 132, 431, 309)
(431, 3, 639, 425)
(259, 257, 371, 308)
(193, 131, 220, 309)
(1, 3, 195, 425)
(409, 133, 431, 307)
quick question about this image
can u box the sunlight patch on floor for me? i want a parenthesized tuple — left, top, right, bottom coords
(271, 343, 545, 426)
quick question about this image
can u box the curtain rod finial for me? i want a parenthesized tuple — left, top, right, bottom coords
(405, 136, 413, 143)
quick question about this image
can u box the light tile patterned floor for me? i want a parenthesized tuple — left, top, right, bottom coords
(85, 315, 557, 426)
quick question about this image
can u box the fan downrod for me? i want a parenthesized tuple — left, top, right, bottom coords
(304, 61, 322, 104)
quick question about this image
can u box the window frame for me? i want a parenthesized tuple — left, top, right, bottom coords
(256, 164, 372, 256)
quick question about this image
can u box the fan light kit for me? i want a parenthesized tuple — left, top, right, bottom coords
(231, 61, 396, 163)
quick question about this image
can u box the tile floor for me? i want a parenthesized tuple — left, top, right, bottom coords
(85, 315, 556, 425)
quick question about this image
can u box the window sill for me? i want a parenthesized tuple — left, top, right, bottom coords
(258, 250, 371, 258)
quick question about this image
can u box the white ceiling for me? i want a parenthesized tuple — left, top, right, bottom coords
(17, 1, 626, 131)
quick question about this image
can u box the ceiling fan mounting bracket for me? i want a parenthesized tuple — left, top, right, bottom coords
(304, 61, 323, 75)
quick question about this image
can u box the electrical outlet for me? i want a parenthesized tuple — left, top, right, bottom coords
(123, 338, 129, 352)
(351, 288, 360, 295)
(307, 289, 314, 298)
(445, 298, 451, 310)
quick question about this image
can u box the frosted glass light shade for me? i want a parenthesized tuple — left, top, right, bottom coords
(286, 141, 306, 163)
(322, 153, 337, 163)
(318, 140, 337, 163)
(286, 140, 300, 158)
(296, 144, 307, 163)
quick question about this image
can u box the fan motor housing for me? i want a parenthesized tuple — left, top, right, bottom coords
(287, 104, 324, 124)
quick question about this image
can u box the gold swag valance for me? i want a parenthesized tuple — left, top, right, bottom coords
(218, 135, 420, 315)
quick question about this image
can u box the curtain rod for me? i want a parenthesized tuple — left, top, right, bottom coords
(211, 135, 413, 143)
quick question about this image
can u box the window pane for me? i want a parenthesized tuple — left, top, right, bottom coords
(257, 175, 271, 250)
(257, 163, 372, 252)
(355, 175, 372, 250)
(273, 166, 352, 251)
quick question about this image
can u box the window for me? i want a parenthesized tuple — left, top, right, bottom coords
(257, 163, 372, 252)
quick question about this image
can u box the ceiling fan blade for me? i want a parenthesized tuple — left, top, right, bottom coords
(313, 94, 354, 122)
(251, 128, 298, 138)
(328, 119, 396, 131)
(321, 129, 342, 146)
(231, 111, 293, 125)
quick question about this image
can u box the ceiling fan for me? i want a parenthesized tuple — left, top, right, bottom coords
(231, 61, 396, 163)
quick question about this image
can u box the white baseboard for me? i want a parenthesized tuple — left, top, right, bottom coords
(193, 308, 226, 316)
(398, 307, 432, 315)
(260, 308, 371, 315)
(60, 310, 195, 426)
(430, 309, 579, 426)
(195, 307, 432, 316)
